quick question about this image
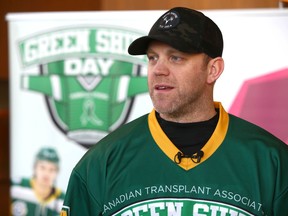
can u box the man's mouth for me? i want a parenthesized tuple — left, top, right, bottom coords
(155, 85, 173, 90)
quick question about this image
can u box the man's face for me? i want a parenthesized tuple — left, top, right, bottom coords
(34, 160, 58, 187)
(147, 41, 211, 122)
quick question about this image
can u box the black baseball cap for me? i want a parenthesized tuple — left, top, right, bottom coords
(128, 7, 223, 58)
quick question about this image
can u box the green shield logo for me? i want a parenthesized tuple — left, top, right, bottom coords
(19, 27, 148, 148)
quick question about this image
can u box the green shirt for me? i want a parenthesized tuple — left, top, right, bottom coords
(61, 102, 288, 216)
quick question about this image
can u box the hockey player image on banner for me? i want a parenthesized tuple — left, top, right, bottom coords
(11, 147, 65, 216)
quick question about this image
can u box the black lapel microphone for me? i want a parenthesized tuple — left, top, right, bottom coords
(174, 151, 204, 164)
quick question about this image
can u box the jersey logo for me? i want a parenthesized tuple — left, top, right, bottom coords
(111, 198, 254, 216)
(18, 26, 148, 148)
(12, 200, 28, 215)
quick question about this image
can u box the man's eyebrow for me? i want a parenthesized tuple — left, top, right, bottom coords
(146, 47, 156, 54)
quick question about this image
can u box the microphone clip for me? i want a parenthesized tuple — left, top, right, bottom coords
(174, 151, 204, 164)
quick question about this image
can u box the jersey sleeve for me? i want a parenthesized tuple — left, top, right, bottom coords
(273, 187, 288, 215)
(272, 144, 288, 215)
(61, 169, 102, 216)
(114, 76, 148, 103)
(21, 74, 64, 101)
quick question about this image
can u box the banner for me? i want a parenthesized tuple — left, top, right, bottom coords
(7, 9, 288, 215)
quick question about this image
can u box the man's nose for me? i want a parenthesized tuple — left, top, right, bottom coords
(153, 58, 169, 76)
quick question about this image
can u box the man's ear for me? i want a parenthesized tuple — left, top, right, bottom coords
(207, 57, 224, 84)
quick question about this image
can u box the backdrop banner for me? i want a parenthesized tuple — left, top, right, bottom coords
(6, 8, 288, 215)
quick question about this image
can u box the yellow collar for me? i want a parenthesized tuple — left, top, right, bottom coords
(148, 102, 229, 170)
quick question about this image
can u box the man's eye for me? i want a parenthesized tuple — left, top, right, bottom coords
(171, 55, 182, 62)
(147, 55, 157, 61)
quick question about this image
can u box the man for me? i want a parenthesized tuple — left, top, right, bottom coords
(61, 7, 288, 216)
(11, 147, 65, 216)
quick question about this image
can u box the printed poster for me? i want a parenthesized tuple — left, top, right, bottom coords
(6, 8, 288, 215)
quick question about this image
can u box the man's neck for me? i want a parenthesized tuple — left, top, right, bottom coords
(156, 109, 219, 155)
(159, 104, 217, 123)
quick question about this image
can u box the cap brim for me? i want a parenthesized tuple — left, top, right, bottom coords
(128, 36, 156, 55)
(128, 34, 187, 55)
(128, 34, 201, 56)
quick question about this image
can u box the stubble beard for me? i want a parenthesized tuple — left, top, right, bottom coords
(150, 90, 193, 121)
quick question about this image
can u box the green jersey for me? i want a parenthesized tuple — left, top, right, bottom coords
(11, 178, 65, 216)
(61, 102, 288, 216)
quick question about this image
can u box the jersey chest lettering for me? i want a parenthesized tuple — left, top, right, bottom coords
(112, 199, 254, 216)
